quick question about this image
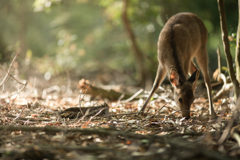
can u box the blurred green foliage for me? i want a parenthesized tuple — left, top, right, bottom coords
(0, 0, 238, 84)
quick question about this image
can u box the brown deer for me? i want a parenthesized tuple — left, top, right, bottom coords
(138, 13, 216, 119)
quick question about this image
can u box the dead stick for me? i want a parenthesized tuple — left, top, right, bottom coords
(10, 81, 28, 100)
(121, 89, 143, 103)
(23, 145, 114, 151)
(4, 114, 51, 122)
(76, 81, 93, 119)
(0, 125, 201, 141)
(217, 47, 221, 75)
(0, 65, 26, 85)
(13, 104, 28, 120)
(0, 53, 19, 86)
(148, 103, 167, 118)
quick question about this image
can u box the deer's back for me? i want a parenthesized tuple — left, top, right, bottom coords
(157, 13, 207, 75)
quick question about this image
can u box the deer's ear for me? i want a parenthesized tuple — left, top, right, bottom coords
(170, 70, 179, 87)
(188, 70, 197, 84)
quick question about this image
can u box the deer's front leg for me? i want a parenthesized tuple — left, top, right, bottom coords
(189, 62, 199, 93)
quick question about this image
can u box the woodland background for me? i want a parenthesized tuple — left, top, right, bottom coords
(0, 0, 238, 87)
(0, 0, 240, 160)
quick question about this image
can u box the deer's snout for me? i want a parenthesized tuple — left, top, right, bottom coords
(181, 110, 190, 119)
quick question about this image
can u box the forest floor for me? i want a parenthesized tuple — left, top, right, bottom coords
(0, 72, 240, 160)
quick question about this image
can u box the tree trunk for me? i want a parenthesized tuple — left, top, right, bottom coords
(236, 0, 240, 83)
(121, 0, 150, 87)
(217, 0, 240, 99)
(18, 0, 28, 60)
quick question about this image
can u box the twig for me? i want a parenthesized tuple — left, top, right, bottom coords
(5, 114, 51, 122)
(0, 53, 19, 86)
(0, 53, 28, 99)
(232, 132, 240, 146)
(13, 104, 28, 121)
(91, 107, 108, 120)
(217, 47, 222, 75)
(10, 80, 28, 100)
(101, 113, 137, 119)
(121, 89, 143, 103)
(218, 111, 238, 144)
(76, 81, 93, 119)
(80, 108, 106, 128)
(148, 103, 167, 118)
(77, 106, 109, 123)
(0, 65, 26, 86)
(213, 73, 228, 101)
(213, 47, 232, 101)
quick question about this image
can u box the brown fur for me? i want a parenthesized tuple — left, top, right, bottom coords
(138, 13, 216, 119)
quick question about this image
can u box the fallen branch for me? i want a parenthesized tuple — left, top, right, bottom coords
(0, 125, 203, 141)
(77, 80, 93, 119)
(21, 145, 114, 152)
(213, 73, 233, 101)
(0, 53, 19, 86)
(121, 88, 143, 103)
(4, 114, 52, 122)
(10, 80, 28, 100)
(61, 104, 109, 119)
(103, 112, 137, 117)
(213, 47, 233, 101)
(78, 79, 132, 100)
(13, 104, 28, 121)
(148, 103, 167, 118)
(0, 53, 28, 99)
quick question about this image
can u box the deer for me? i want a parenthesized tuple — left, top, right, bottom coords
(138, 13, 216, 119)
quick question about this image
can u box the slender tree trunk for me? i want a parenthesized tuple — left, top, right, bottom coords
(217, 0, 240, 99)
(18, 0, 27, 59)
(217, 47, 221, 74)
(122, 0, 150, 87)
(236, 0, 240, 83)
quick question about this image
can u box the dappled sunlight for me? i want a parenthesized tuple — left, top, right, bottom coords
(0, 0, 239, 159)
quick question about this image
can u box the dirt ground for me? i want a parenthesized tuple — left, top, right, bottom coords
(0, 70, 239, 160)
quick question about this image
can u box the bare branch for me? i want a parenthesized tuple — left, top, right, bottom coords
(217, 0, 240, 99)
(122, 0, 149, 87)
(0, 53, 19, 86)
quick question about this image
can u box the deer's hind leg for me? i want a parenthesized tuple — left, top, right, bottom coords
(196, 47, 216, 117)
